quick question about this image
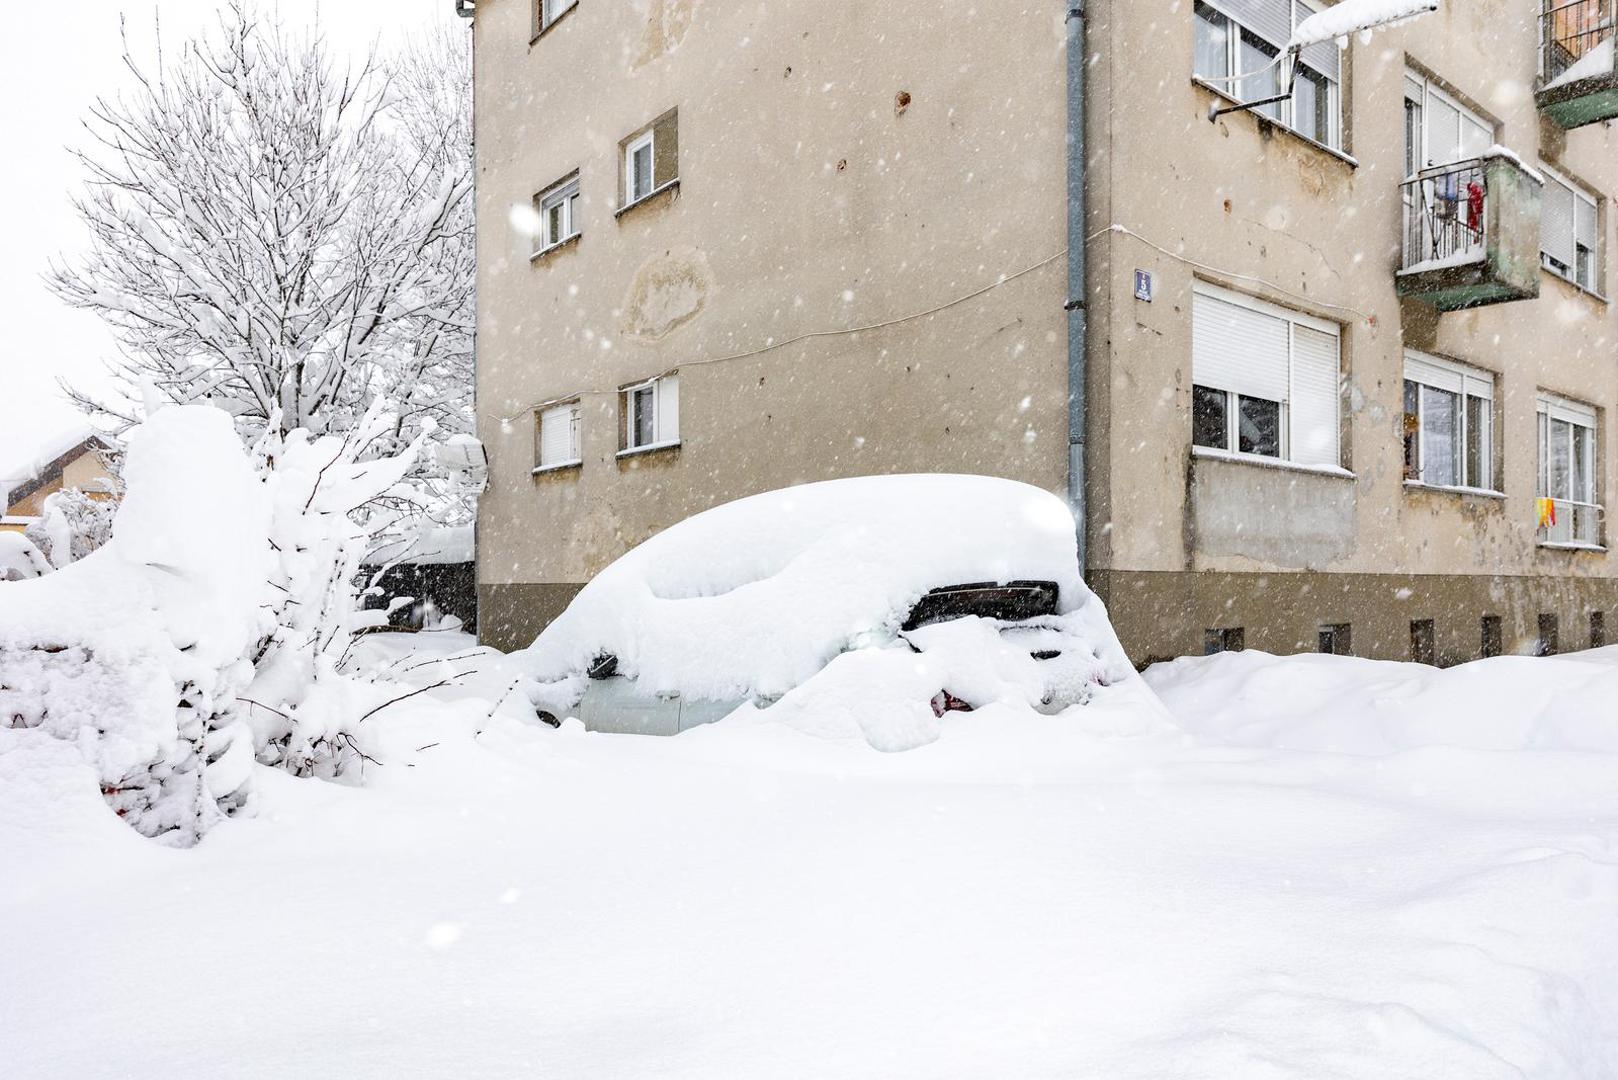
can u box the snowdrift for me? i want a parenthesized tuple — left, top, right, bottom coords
(521, 474, 1137, 748)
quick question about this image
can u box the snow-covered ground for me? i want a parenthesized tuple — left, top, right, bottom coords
(6, 634, 1618, 1078)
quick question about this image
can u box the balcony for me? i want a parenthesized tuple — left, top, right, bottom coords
(1397, 154, 1543, 312)
(1539, 0, 1618, 128)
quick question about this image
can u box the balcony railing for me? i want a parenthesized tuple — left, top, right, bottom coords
(1539, 0, 1618, 127)
(1541, 497, 1604, 547)
(1401, 160, 1487, 274)
(1396, 153, 1542, 311)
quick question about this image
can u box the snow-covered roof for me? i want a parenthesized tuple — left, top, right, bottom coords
(0, 427, 110, 509)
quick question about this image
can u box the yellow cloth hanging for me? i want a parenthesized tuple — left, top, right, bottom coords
(1537, 498, 1557, 529)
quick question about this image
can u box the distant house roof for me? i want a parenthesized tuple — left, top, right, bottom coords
(2, 434, 114, 510)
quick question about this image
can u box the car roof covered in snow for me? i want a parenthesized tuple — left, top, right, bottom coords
(521, 473, 1124, 703)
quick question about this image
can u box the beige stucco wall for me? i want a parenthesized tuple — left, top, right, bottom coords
(1087, 1, 1618, 590)
(472, 0, 1618, 661)
(473, 0, 1073, 601)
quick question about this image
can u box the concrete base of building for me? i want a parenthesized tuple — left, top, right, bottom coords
(477, 582, 586, 653)
(1090, 569, 1618, 669)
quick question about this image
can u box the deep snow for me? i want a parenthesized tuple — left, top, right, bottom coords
(6, 637, 1618, 1078)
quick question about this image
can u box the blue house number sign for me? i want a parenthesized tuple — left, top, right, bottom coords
(1134, 269, 1153, 303)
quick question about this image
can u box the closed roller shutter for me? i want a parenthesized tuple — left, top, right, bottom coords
(539, 403, 579, 466)
(1193, 290, 1290, 404)
(1542, 175, 1577, 269)
(1207, 0, 1291, 47)
(1293, 0, 1340, 81)
(1290, 324, 1341, 467)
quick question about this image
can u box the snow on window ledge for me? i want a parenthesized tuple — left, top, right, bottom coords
(1538, 541, 1607, 554)
(1402, 480, 1505, 500)
(614, 178, 682, 219)
(1190, 78, 1359, 169)
(1191, 446, 1355, 480)
(532, 459, 583, 476)
(616, 439, 682, 460)
(530, 234, 582, 263)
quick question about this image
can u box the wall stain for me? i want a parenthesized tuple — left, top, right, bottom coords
(636, 0, 697, 68)
(621, 247, 714, 341)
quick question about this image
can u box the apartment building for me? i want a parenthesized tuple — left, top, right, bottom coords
(465, 0, 1618, 666)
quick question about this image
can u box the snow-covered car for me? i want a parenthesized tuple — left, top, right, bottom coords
(520, 475, 1136, 748)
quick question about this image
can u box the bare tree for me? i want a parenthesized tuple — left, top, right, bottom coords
(50, 3, 474, 465)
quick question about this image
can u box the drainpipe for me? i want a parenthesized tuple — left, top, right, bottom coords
(1065, 3, 1088, 578)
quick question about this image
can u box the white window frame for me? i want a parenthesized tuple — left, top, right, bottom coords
(1403, 71, 1494, 175)
(624, 130, 656, 207)
(535, 400, 582, 473)
(619, 374, 680, 455)
(1539, 164, 1602, 294)
(1537, 394, 1603, 548)
(1190, 281, 1342, 469)
(1192, 0, 1343, 151)
(539, 0, 578, 31)
(1402, 351, 1497, 494)
(535, 174, 581, 255)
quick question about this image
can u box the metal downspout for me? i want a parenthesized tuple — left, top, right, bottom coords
(1065, 3, 1088, 577)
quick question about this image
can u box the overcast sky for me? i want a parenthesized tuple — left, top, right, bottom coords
(0, 0, 462, 483)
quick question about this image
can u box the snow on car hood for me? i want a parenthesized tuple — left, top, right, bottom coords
(521, 473, 1133, 705)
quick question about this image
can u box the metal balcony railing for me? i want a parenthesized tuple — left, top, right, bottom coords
(1401, 160, 1488, 273)
(1541, 497, 1604, 547)
(1542, 0, 1616, 85)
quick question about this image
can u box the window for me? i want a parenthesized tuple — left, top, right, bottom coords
(534, 0, 578, 36)
(1481, 615, 1503, 659)
(535, 401, 582, 471)
(1193, 0, 1343, 149)
(534, 173, 581, 254)
(619, 110, 679, 211)
(1411, 619, 1436, 666)
(1191, 283, 1341, 467)
(1402, 352, 1495, 491)
(620, 374, 680, 453)
(1403, 71, 1493, 172)
(1540, 166, 1601, 293)
(1537, 395, 1601, 547)
(1204, 627, 1245, 654)
(1537, 613, 1560, 657)
(1318, 624, 1351, 655)
(1592, 610, 1607, 650)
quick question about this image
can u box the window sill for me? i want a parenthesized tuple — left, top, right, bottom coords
(532, 460, 582, 476)
(1541, 267, 1608, 304)
(1403, 480, 1505, 500)
(1538, 541, 1607, 553)
(530, 3, 578, 44)
(616, 439, 682, 460)
(1191, 78, 1358, 170)
(614, 178, 681, 219)
(1192, 445, 1355, 480)
(530, 234, 581, 263)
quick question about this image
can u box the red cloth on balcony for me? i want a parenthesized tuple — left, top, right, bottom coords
(1466, 181, 1484, 232)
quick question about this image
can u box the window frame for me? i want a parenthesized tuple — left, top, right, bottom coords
(534, 173, 582, 256)
(534, 399, 583, 474)
(1192, 0, 1344, 152)
(1190, 281, 1343, 470)
(1402, 350, 1498, 494)
(1539, 163, 1603, 295)
(624, 130, 656, 207)
(618, 374, 681, 456)
(1536, 393, 1603, 549)
(1403, 70, 1495, 176)
(533, 0, 579, 39)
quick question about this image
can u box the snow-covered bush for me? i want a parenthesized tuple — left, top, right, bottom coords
(0, 403, 436, 843)
(0, 534, 53, 582)
(0, 407, 269, 843)
(25, 487, 118, 568)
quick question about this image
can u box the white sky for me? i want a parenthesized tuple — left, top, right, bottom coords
(0, 0, 461, 483)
